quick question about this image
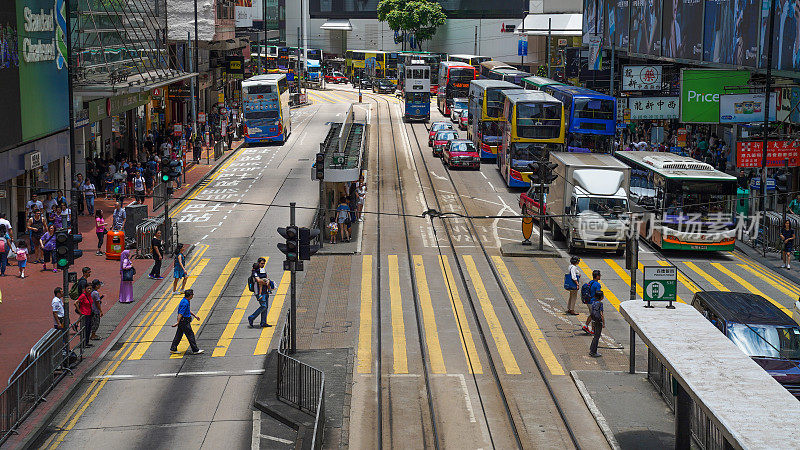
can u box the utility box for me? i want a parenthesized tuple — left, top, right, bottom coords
(124, 203, 149, 242)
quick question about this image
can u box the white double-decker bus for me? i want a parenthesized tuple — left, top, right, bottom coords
(242, 74, 292, 144)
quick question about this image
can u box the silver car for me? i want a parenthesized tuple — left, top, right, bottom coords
(449, 98, 468, 123)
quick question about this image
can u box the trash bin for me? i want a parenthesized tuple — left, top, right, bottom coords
(106, 229, 125, 260)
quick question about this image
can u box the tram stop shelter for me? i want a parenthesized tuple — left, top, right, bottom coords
(621, 300, 800, 449)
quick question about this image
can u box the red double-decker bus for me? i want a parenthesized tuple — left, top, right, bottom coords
(437, 61, 477, 116)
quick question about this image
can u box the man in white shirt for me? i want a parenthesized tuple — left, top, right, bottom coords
(0, 212, 12, 240)
(43, 193, 57, 214)
(52, 287, 65, 329)
(26, 193, 44, 216)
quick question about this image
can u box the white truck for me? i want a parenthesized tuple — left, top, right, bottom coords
(543, 152, 631, 254)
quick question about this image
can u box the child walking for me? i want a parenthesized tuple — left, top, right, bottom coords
(328, 217, 338, 244)
(16, 240, 28, 278)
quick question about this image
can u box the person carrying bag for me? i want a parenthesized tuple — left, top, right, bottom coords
(564, 256, 581, 315)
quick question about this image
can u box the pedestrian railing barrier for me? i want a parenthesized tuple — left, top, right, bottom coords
(135, 216, 175, 259)
(0, 323, 89, 445)
(153, 179, 166, 211)
(276, 320, 326, 449)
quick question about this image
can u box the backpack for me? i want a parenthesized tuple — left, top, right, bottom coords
(247, 274, 255, 292)
(591, 300, 603, 321)
(580, 282, 593, 304)
(0, 237, 5, 253)
(69, 281, 81, 301)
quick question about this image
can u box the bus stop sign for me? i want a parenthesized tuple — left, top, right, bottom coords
(643, 265, 677, 307)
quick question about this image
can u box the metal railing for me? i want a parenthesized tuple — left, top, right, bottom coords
(1, 324, 89, 445)
(275, 320, 326, 449)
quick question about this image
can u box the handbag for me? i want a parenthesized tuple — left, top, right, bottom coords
(122, 267, 136, 281)
(564, 273, 578, 290)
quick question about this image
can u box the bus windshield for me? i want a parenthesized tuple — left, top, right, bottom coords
(405, 92, 429, 103)
(486, 88, 512, 117)
(567, 132, 613, 153)
(664, 180, 736, 221)
(727, 323, 800, 360)
(480, 121, 503, 140)
(452, 99, 468, 110)
(509, 142, 561, 162)
(516, 102, 561, 139)
(449, 68, 474, 83)
(573, 98, 615, 120)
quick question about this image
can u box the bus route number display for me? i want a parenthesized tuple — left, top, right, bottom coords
(643, 266, 677, 307)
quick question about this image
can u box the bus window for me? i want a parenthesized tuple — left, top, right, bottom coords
(516, 102, 561, 139)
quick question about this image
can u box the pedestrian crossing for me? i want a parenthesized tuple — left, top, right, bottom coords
(305, 89, 402, 105)
(121, 250, 800, 375)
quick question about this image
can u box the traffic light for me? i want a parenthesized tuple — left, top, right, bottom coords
(55, 231, 83, 269)
(160, 157, 171, 183)
(299, 227, 320, 260)
(527, 161, 541, 178)
(277, 226, 299, 263)
(539, 161, 558, 184)
(160, 157, 181, 183)
(315, 153, 325, 180)
(775, 169, 790, 194)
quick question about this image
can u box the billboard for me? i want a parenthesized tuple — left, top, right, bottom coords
(629, 97, 680, 119)
(680, 69, 750, 123)
(236, 0, 253, 27)
(613, 0, 630, 49)
(737, 140, 800, 168)
(661, 0, 703, 60)
(0, 1, 22, 149)
(630, 0, 662, 55)
(719, 93, 777, 123)
(703, 0, 759, 66)
(622, 65, 662, 90)
(759, 0, 800, 70)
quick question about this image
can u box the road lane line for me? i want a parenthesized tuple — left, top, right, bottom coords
(684, 261, 729, 291)
(732, 253, 800, 296)
(462, 255, 520, 375)
(254, 271, 291, 355)
(127, 258, 210, 360)
(711, 262, 792, 315)
(577, 261, 621, 311)
(388, 255, 408, 374)
(438, 255, 482, 374)
(213, 285, 254, 357)
(738, 264, 799, 301)
(493, 256, 564, 376)
(357, 255, 373, 373)
(413, 255, 446, 374)
(605, 259, 642, 299)
(171, 257, 240, 358)
(659, 260, 700, 293)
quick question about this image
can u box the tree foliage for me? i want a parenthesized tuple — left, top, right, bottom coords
(377, 0, 447, 47)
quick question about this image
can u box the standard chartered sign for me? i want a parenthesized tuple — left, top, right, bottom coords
(21, 0, 67, 68)
(680, 69, 750, 123)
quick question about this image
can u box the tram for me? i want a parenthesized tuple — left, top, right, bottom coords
(402, 63, 431, 122)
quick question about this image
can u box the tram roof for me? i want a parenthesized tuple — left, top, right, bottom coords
(522, 75, 565, 87)
(501, 90, 560, 105)
(615, 151, 737, 180)
(545, 84, 615, 100)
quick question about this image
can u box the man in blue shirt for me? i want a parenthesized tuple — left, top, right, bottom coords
(170, 289, 204, 355)
(247, 258, 273, 328)
(589, 290, 606, 357)
(582, 270, 603, 335)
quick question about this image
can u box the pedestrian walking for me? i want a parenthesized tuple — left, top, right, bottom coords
(564, 256, 581, 315)
(90, 279, 104, 340)
(589, 290, 605, 357)
(247, 259, 273, 328)
(84, 178, 96, 215)
(172, 243, 187, 293)
(581, 270, 603, 335)
(76, 285, 94, 346)
(95, 210, 107, 255)
(356, 176, 366, 222)
(169, 289, 204, 355)
(149, 229, 164, 279)
(40, 224, 57, 272)
(112, 202, 126, 231)
(52, 287, 65, 330)
(782, 220, 795, 269)
(27, 210, 45, 263)
(75, 173, 86, 215)
(119, 248, 135, 303)
(15, 240, 28, 278)
(337, 198, 351, 242)
(328, 217, 338, 244)
(133, 171, 146, 203)
(0, 225, 9, 276)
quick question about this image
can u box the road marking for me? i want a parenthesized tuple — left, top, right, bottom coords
(438, 255, 482, 374)
(254, 271, 291, 355)
(413, 255, 446, 374)
(684, 261, 729, 291)
(711, 262, 792, 315)
(659, 260, 699, 293)
(462, 255, 520, 375)
(605, 259, 642, 299)
(388, 255, 408, 374)
(732, 253, 800, 296)
(127, 258, 210, 360)
(577, 261, 621, 311)
(357, 255, 373, 373)
(213, 285, 255, 357)
(738, 264, 799, 301)
(171, 257, 239, 358)
(493, 256, 564, 376)
(169, 146, 246, 218)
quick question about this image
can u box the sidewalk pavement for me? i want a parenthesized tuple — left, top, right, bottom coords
(0, 139, 243, 386)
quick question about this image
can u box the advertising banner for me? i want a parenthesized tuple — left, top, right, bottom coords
(680, 69, 750, 123)
(0, 1, 22, 149)
(719, 93, 777, 123)
(759, 0, 800, 70)
(736, 140, 800, 168)
(235, 0, 253, 27)
(791, 87, 800, 124)
(661, 0, 702, 60)
(622, 65, 662, 90)
(704, 0, 759, 66)
(629, 97, 679, 119)
(630, 0, 662, 55)
(613, 0, 630, 49)
(583, 0, 605, 43)
(588, 35, 603, 70)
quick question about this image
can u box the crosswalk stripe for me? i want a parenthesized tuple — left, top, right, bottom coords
(310, 91, 339, 103)
(639, 262, 686, 304)
(213, 286, 253, 357)
(127, 258, 210, 360)
(732, 253, 800, 296)
(357, 255, 373, 373)
(170, 257, 240, 358)
(684, 261, 729, 291)
(438, 255, 482, 374)
(659, 260, 700, 293)
(493, 256, 564, 376)
(711, 262, 792, 315)
(578, 261, 621, 310)
(605, 259, 643, 301)
(306, 91, 333, 104)
(738, 264, 799, 301)
(325, 91, 355, 103)
(388, 255, 408, 374)
(462, 255, 520, 375)
(254, 271, 291, 355)
(413, 256, 446, 373)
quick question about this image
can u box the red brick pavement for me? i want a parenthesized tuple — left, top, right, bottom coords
(0, 141, 241, 385)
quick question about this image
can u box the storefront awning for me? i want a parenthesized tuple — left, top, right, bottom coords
(321, 19, 353, 31)
(75, 71, 198, 97)
(516, 14, 582, 36)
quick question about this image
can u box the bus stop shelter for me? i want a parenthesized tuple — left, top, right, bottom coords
(621, 300, 800, 449)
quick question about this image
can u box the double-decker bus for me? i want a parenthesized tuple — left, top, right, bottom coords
(522, 75, 565, 91)
(541, 84, 616, 153)
(399, 51, 440, 93)
(479, 60, 514, 79)
(242, 74, 292, 144)
(484, 68, 531, 86)
(346, 50, 399, 83)
(615, 151, 738, 251)
(437, 61, 477, 116)
(403, 64, 431, 122)
(498, 91, 564, 187)
(467, 80, 523, 158)
(448, 54, 492, 70)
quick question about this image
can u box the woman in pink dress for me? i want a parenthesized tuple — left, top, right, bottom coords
(119, 248, 134, 303)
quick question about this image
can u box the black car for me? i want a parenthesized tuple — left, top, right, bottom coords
(373, 78, 395, 94)
(691, 291, 800, 399)
(358, 78, 373, 89)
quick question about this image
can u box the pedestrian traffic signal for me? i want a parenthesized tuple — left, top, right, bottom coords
(775, 170, 790, 194)
(539, 161, 558, 184)
(160, 157, 171, 182)
(315, 153, 325, 180)
(277, 226, 299, 263)
(55, 231, 83, 269)
(299, 227, 320, 260)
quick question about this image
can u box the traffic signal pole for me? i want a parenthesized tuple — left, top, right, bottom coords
(289, 202, 296, 354)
